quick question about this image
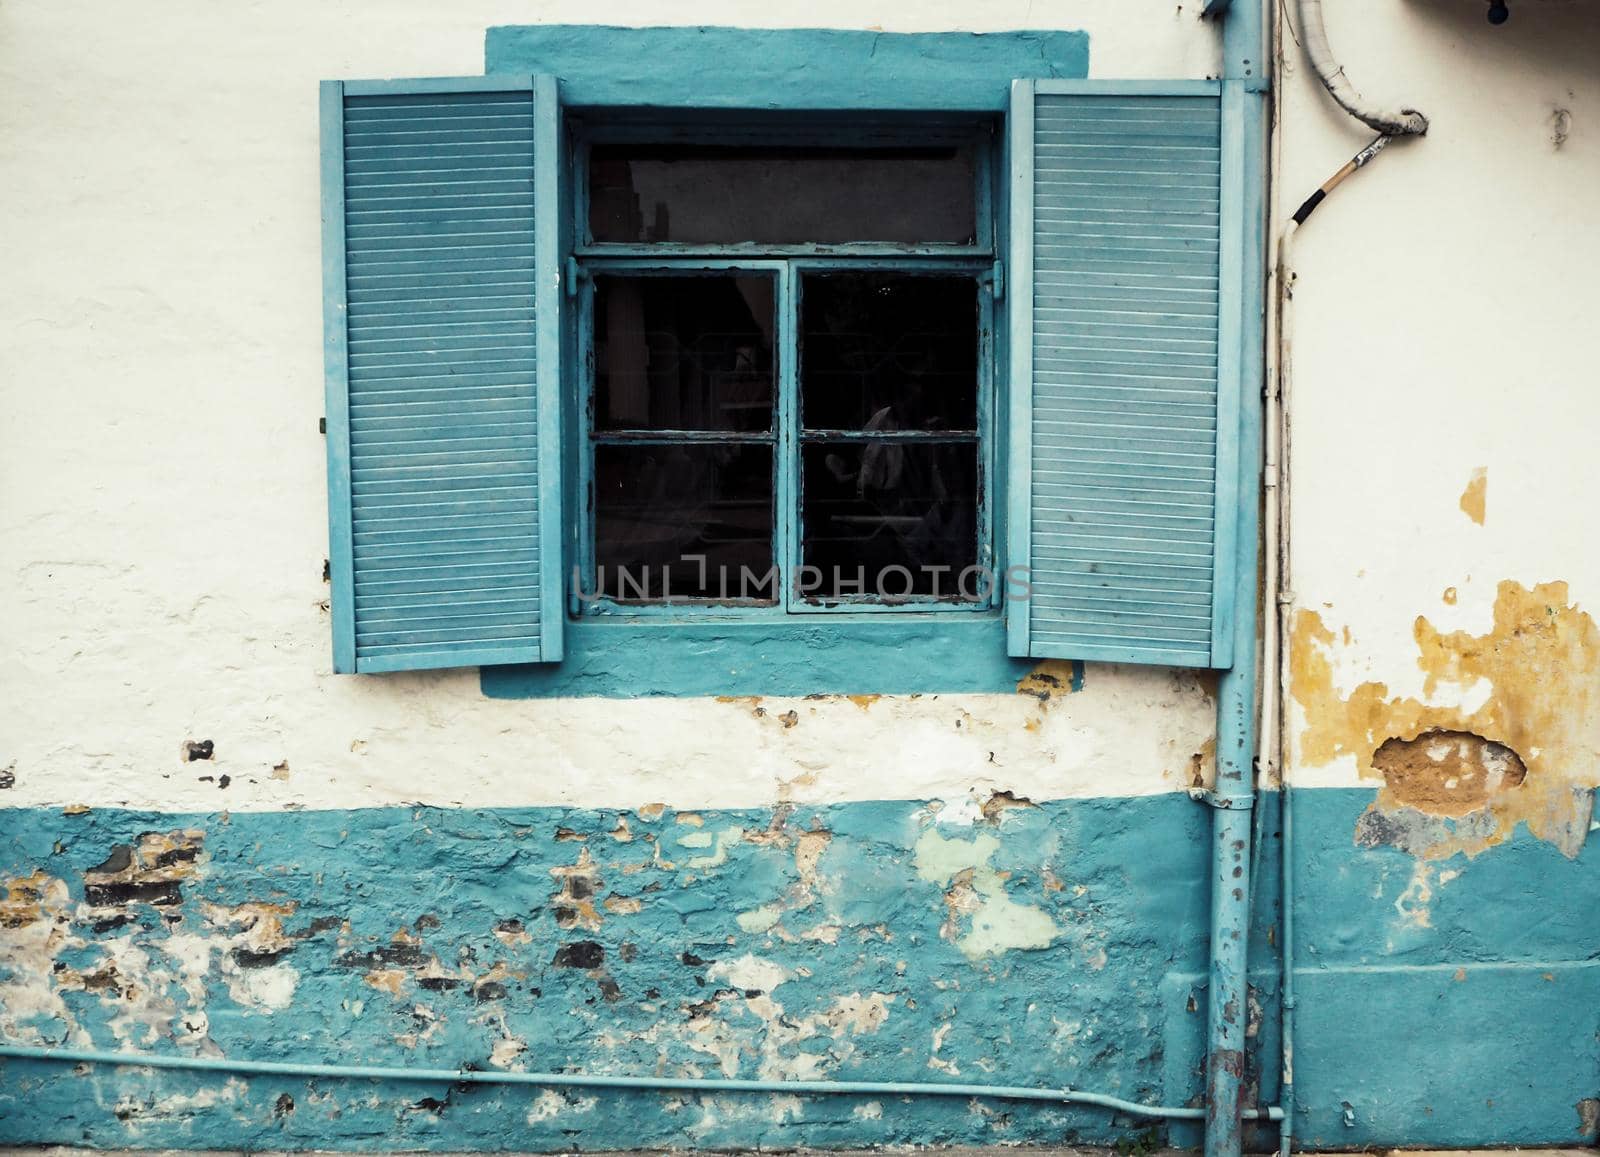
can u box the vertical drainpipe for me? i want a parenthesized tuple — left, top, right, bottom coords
(1204, 1, 1269, 1156)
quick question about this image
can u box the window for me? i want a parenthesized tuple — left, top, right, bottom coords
(319, 54, 1244, 681)
(574, 124, 995, 613)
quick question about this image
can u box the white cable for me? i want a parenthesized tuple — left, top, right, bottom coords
(1297, 0, 1430, 136)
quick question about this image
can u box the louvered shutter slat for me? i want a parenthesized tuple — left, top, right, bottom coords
(1008, 80, 1239, 669)
(322, 76, 562, 673)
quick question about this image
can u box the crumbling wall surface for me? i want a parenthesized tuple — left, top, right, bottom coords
(1283, 788, 1600, 1149)
(4, 0, 1600, 1151)
(0, 797, 1214, 1150)
(1279, 579, 1600, 1148)
(0, 3, 1233, 1148)
(1276, 0, 1600, 1147)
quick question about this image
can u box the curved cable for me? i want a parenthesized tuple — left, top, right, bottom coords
(1296, 0, 1429, 135)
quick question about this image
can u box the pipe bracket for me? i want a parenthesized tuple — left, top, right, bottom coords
(1188, 787, 1256, 810)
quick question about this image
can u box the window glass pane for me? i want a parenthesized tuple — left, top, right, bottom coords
(595, 275, 775, 433)
(594, 443, 775, 602)
(800, 274, 978, 433)
(589, 145, 977, 245)
(800, 440, 979, 602)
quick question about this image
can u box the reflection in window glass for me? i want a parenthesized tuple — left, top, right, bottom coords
(595, 275, 775, 433)
(800, 273, 978, 433)
(593, 444, 775, 602)
(801, 441, 979, 602)
(796, 271, 981, 603)
(589, 145, 977, 246)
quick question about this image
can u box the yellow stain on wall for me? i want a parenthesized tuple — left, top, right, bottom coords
(0, 869, 63, 929)
(1458, 467, 1488, 525)
(1291, 580, 1600, 859)
(1015, 659, 1078, 706)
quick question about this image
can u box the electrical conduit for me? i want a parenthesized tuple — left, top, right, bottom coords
(0, 1043, 1282, 1121)
(1270, 0, 1429, 1148)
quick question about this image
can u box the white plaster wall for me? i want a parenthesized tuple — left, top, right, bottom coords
(0, 2, 1223, 814)
(1276, 0, 1600, 785)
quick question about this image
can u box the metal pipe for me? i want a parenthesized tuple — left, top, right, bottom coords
(1266, 0, 1292, 1117)
(1203, 799, 1257, 1153)
(1269, 132, 1401, 1157)
(1271, 215, 1297, 1157)
(1204, 1, 1271, 1155)
(1277, 770, 1297, 1157)
(1270, 0, 1425, 1142)
(0, 1044, 1280, 1121)
(1295, 0, 1429, 136)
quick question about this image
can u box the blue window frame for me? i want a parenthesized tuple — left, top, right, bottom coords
(567, 117, 1000, 619)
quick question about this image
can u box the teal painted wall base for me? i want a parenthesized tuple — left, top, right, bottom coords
(0, 790, 1596, 1150)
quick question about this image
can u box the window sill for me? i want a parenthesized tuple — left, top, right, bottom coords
(479, 611, 1035, 699)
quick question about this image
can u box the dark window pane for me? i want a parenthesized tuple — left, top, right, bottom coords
(801, 440, 979, 602)
(800, 274, 978, 433)
(595, 275, 774, 433)
(594, 443, 774, 602)
(589, 145, 977, 245)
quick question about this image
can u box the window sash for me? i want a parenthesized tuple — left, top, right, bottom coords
(574, 255, 996, 616)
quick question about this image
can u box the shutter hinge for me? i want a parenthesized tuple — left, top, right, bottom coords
(564, 256, 588, 299)
(988, 258, 1005, 301)
(319, 416, 326, 435)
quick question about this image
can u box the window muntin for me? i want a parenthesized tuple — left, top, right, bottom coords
(577, 122, 995, 615)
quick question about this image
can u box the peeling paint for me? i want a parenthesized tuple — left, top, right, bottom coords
(1370, 729, 1527, 815)
(979, 790, 1037, 823)
(83, 829, 205, 911)
(8, 782, 1596, 1148)
(1577, 1097, 1600, 1139)
(913, 827, 1058, 959)
(0, 869, 81, 1046)
(679, 825, 745, 869)
(0, 795, 1217, 1148)
(551, 847, 604, 931)
(1015, 659, 1084, 705)
(706, 953, 789, 993)
(1292, 580, 1600, 858)
(1458, 467, 1488, 525)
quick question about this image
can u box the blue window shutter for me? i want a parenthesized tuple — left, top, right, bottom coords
(1006, 79, 1240, 669)
(321, 76, 564, 673)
